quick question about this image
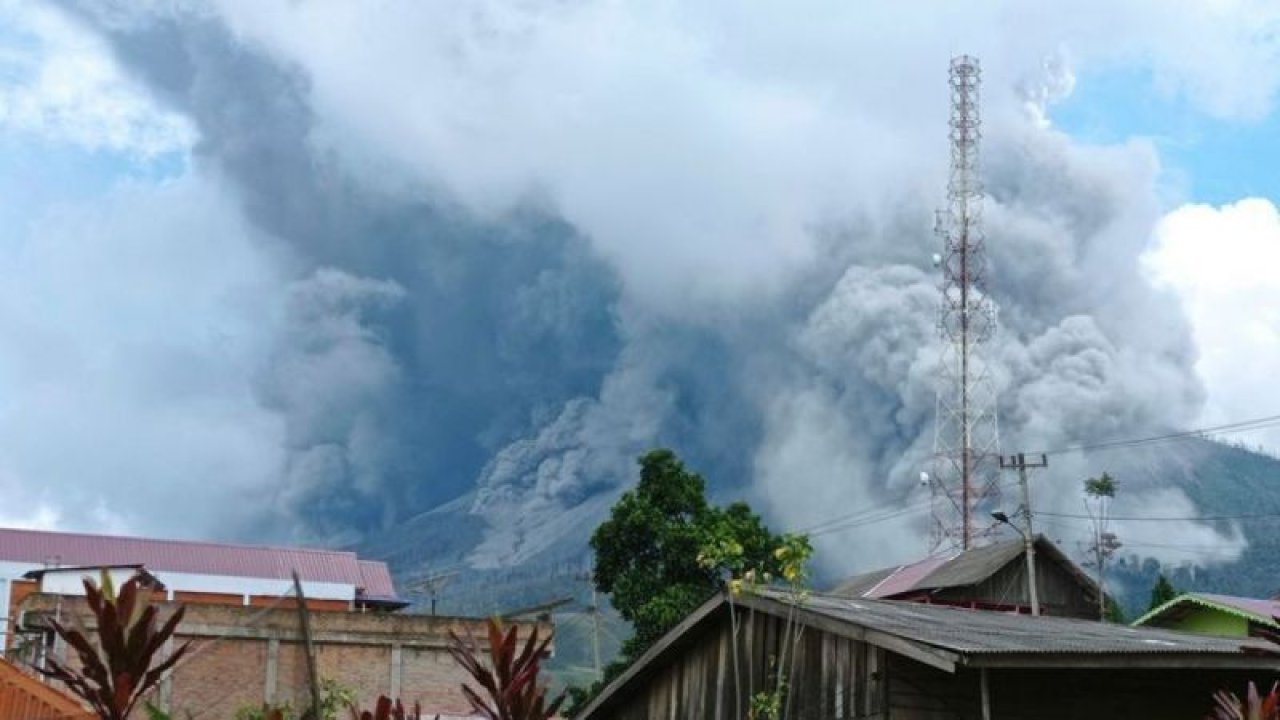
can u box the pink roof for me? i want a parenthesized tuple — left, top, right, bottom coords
(0, 526, 396, 598)
(1197, 593, 1280, 622)
(357, 560, 397, 598)
(864, 554, 955, 598)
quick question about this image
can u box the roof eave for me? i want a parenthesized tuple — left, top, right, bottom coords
(965, 651, 1280, 670)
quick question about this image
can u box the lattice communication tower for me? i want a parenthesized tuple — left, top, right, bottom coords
(930, 55, 1001, 551)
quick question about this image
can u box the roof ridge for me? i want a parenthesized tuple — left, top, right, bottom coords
(862, 564, 909, 597)
(0, 525, 357, 558)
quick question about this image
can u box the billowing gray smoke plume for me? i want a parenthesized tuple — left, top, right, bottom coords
(58, 1, 1265, 572)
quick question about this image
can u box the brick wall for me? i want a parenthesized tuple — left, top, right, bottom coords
(169, 637, 267, 718)
(19, 593, 552, 717)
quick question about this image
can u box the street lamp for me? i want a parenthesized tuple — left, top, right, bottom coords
(991, 511, 1040, 617)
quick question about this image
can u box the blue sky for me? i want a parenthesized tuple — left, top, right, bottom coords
(1053, 68, 1280, 206)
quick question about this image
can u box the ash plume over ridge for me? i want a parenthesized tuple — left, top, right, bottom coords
(58, 0, 1266, 572)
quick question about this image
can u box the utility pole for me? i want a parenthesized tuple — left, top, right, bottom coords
(998, 453, 1047, 616)
(590, 585, 602, 678)
(576, 570, 603, 679)
(292, 571, 323, 720)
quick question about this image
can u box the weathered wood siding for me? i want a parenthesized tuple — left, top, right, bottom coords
(886, 655, 1265, 720)
(933, 557, 1097, 619)
(593, 604, 886, 720)
(588, 603, 1269, 720)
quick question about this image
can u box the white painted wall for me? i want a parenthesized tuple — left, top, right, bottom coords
(39, 567, 154, 596)
(37, 568, 352, 603)
(0, 559, 355, 652)
(149, 570, 353, 602)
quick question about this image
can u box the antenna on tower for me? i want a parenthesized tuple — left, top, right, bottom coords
(930, 55, 1001, 552)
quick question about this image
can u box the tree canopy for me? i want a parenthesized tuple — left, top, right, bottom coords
(590, 448, 785, 659)
(1148, 573, 1179, 611)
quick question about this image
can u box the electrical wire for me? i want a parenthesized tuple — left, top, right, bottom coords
(1037, 510, 1280, 522)
(1031, 413, 1280, 457)
(788, 411, 1280, 540)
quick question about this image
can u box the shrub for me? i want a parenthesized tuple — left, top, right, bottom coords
(447, 617, 564, 720)
(38, 571, 190, 720)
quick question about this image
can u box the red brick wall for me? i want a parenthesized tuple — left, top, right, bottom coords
(172, 590, 245, 606)
(18, 594, 552, 718)
(400, 645, 477, 716)
(249, 596, 351, 612)
(170, 637, 266, 718)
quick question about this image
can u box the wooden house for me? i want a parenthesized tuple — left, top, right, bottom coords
(1133, 592, 1280, 640)
(576, 588, 1280, 719)
(830, 535, 1100, 619)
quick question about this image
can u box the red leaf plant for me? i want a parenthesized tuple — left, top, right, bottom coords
(446, 617, 565, 720)
(1208, 681, 1280, 720)
(38, 571, 191, 720)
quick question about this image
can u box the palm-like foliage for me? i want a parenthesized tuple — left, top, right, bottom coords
(348, 696, 424, 720)
(446, 617, 564, 720)
(1209, 681, 1280, 720)
(38, 572, 190, 720)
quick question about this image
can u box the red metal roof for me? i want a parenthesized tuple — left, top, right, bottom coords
(861, 554, 954, 598)
(1196, 593, 1280, 623)
(0, 526, 397, 598)
(356, 560, 398, 598)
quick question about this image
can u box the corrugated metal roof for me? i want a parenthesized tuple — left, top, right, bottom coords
(915, 538, 1024, 590)
(356, 560, 398, 598)
(0, 526, 396, 597)
(830, 565, 898, 597)
(770, 590, 1280, 656)
(1133, 592, 1280, 629)
(0, 657, 94, 720)
(830, 535, 1095, 600)
(872, 554, 954, 595)
(1195, 593, 1280, 624)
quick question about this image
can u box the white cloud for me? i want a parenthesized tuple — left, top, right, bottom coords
(0, 0, 193, 156)
(190, 0, 1280, 316)
(0, 172, 287, 538)
(1146, 198, 1280, 454)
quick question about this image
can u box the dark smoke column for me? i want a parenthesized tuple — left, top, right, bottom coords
(931, 55, 1001, 551)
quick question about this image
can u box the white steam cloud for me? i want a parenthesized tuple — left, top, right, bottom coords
(5, 0, 1276, 573)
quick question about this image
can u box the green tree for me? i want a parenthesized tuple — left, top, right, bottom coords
(1148, 573, 1179, 611)
(1104, 594, 1126, 623)
(1083, 472, 1121, 620)
(590, 449, 784, 660)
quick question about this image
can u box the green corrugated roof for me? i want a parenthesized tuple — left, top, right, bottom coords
(1132, 592, 1280, 630)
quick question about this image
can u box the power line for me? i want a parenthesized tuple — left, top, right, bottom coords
(1037, 510, 1280, 522)
(1032, 414, 1280, 457)
(1034, 517, 1245, 557)
(788, 412, 1280, 542)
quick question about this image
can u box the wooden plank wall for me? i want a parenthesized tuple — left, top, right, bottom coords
(598, 604, 887, 719)
(593, 604, 1275, 720)
(0, 658, 93, 720)
(935, 559, 1097, 619)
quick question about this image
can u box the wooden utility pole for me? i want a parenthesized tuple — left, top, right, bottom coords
(573, 570, 604, 679)
(998, 453, 1048, 616)
(293, 571, 323, 720)
(589, 585, 602, 678)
